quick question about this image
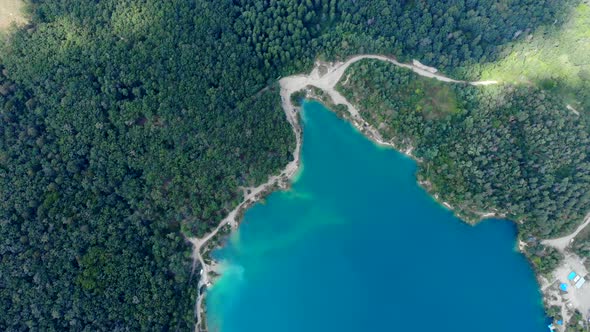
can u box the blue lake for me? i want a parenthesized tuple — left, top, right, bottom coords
(206, 101, 547, 332)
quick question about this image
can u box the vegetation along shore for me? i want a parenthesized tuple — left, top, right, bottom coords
(194, 53, 590, 331)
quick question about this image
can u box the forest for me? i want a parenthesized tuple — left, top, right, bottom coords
(0, 0, 297, 330)
(0, 0, 587, 330)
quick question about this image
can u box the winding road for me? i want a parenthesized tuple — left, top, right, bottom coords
(279, 54, 497, 119)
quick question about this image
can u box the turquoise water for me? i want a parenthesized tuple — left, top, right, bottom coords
(206, 101, 547, 332)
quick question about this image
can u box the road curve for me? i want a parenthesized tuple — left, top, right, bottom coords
(542, 213, 590, 251)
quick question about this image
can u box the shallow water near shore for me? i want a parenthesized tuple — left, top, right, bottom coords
(206, 101, 547, 332)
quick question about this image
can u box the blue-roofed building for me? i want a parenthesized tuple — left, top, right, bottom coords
(568, 271, 577, 280)
(560, 283, 568, 291)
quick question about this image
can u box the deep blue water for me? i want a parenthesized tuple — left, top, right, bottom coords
(206, 101, 547, 332)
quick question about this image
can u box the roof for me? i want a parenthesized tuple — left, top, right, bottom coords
(560, 283, 568, 291)
(575, 278, 586, 289)
(568, 271, 577, 280)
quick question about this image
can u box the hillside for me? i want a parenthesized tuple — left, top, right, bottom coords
(479, 1, 590, 116)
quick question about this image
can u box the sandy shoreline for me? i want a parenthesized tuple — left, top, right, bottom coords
(190, 54, 588, 331)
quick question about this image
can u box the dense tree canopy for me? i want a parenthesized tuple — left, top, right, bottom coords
(0, 0, 586, 330)
(322, 0, 575, 70)
(0, 0, 295, 330)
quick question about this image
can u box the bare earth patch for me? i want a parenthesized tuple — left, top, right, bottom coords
(0, 0, 26, 31)
(542, 254, 590, 328)
(542, 214, 590, 329)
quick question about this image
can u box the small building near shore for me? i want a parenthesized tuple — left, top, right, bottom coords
(575, 277, 586, 289)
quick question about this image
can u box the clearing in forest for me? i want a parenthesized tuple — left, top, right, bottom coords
(480, 2, 590, 112)
(0, 0, 26, 31)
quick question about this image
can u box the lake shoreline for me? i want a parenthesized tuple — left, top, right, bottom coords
(192, 55, 587, 332)
(201, 100, 550, 332)
(309, 91, 507, 225)
(334, 97, 590, 329)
